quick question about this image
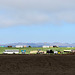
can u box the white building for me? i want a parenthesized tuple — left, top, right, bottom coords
(15, 45, 23, 48)
(42, 46, 49, 48)
(3, 49, 19, 54)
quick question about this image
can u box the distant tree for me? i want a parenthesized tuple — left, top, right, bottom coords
(50, 50, 54, 53)
(53, 46, 58, 48)
(28, 46, 31, 48)
(46, 50, 54, 54)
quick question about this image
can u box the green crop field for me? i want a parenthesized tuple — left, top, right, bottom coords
(0, 47, 75, 54)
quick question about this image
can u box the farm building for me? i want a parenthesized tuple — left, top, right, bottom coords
(15, 45, 23, 48)
(49, 46, 53, 48)
(30, 51, 38, 54)
(42, 46, 49, 48)
(24, 45, 27, 48)
(0, 46, 4, 47)
(8, 46, 12, 47)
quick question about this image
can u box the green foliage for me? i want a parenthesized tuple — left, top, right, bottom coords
(0, 47, 75, 54)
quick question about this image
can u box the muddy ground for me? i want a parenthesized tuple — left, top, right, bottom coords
(0, 54, 75, 75)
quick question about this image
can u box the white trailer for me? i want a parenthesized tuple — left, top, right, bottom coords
(15, 45, 23, 48)
(3, 49, 19, 54)
(42, 46, 49, 48)
(64, 50, 71, 52)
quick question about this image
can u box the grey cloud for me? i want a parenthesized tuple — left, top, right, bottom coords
(0, 0, 75, 27)
(0, 0, 75, 11)
(0, 11, 50, 27)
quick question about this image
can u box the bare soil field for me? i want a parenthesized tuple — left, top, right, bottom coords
(0, 54, 75, 75)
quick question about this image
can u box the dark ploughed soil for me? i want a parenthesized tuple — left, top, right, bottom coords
(0, 54, 75, 75)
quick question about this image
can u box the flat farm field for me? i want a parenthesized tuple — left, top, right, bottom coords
(0, 47, 75, 54)
(0, 54, 75, 75)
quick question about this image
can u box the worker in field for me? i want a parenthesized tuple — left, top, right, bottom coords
(58, 51, 61, 54)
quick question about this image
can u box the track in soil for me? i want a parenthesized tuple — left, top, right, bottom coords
(0, 54, 75, 75)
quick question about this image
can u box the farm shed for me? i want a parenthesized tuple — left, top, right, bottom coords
(8, 46, 12, 47)
(42, 46, 49, 48)
(24, 45, 27, 48)
(49, 46, 53, 48)
(15, 45, 23, 48)
(30, 51, 38, 54)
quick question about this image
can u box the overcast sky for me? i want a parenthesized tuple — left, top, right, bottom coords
(0, 0, 75, 44)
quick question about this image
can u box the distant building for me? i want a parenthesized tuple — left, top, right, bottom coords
(8, 46, 12, 47)
(42, 46, 49, 48)
(49, 46, 53, 48)
(15, 45, 23, 48)
(24, 45, 27, 48)
(0, 46, 4, 47)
